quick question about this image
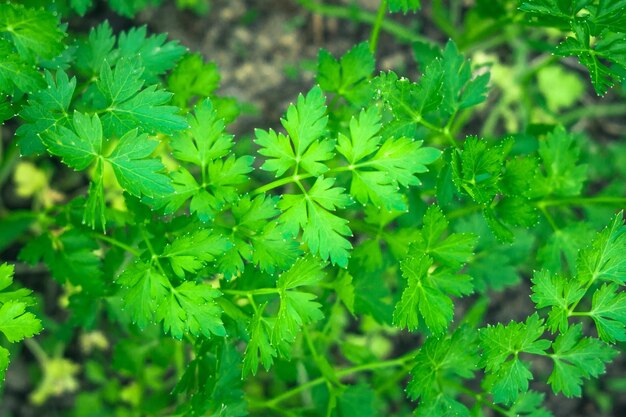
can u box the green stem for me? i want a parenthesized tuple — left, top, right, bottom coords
(252, 174, 312, 195)
(140, 228, 167, 277)
(450, 382, 510, 416)
(0, 137, 19, 189)
(538, 205, 559, 231)
(253, 354, 412, 409)
(24, 338, 49, 364)
(560, 103, 626, 125)
(296, 0, 430, 45)
(92, 233, 141, 256)
(537, 196, 626, 208)
(222, 288, 279, 296)
(369, 0, 387, 54)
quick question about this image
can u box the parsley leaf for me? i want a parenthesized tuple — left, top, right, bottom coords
(257, 86, 332, 177)
(317, 42, 375, 106)
(219, 195, 300, 277)
(0, 3, 65, 61)
(576, 211, 626, 286)
(407, 328, 477, 416)
(0, 263, 42, 384)
(106, 128, 173, 198)
(168, 53, 220, 109)
(157, 282, 226, 340)
(589, 284, 626, 343)
(533, 127, 587, 198)
(97, 58, 187, 136)
(531, 270, 585, 333)
(17, 70, 76, 155)
(243, 305, 277, 376)
(337, 107, 441, 210)
(548, 323, 616, 397)
(479, 314, 551, 404)
(44, 111, 102, 170)
(272, 257, 325, 351)
(0, 39, 43, 94)
(279, 177, 353, 266)
(411, 205, 478, 269)
(393, 251, 473, 335)
(388, 0, 421, 13)
(116, 262, 170, 330)
(161, 229, 232, 278)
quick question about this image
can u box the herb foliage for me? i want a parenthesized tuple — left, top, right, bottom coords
(0, 1, 625, 416)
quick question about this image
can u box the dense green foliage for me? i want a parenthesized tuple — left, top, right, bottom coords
(1, 1, 626, 416)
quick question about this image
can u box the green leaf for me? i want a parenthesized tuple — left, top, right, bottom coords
(257, 86, 332, 177)
(408, 328, 477, 414)
(0, 39, 43, 94)
(277, 256, 326, 290)
(388, 0, 421, 13)
(368, 137, 441, 187)
(221, 195, 300, 276)
(98, 58, 187, 136)
(43, 112, 102, 171)
(71, 0, 93, 15)
(589, 284, 626, 343)
(161, 230, 232, 278)
(479, 314, 551, 404)
(451, 136, 507, 205)
(243, 306, 276, 376)
(530, 270, 585, 333)
(0, 3, 66, 61)
(411, 205, 478, 269)
(269, 257, 326, 353)
(0, 301, 42, 343)
(0, 263, 42, 345)
(106, 129, 173, 198)
(17, 70, 76, 155)
(393, 253, 472, 334)
(0, 346, 8, 383)
(168, 54, 221, 109)
(336, 106, 382, 164)
(556, 23, 626, 96)
(538, 223, 594, 275)
(508, 391, 554, 417)
(576, 211, 626, 286)
(21, 230, 103, 293)
(338, 384, 377, 417)
(534, 127, 587, 197)
(548, 323, 616, 397)
(279, 177, 353, 266)
(117, 25, 186, 83)
(107, 0, 163, 17)
(317, 42, 375, 105)
(116, 262, 170, 330)
(337, 107, 439, 211)
(172, 98, 233, 167)
(375, 69, 443, 136)
(440, 40, 490, 114)
(75, 22, 116, 75)
(156, 282, 225, 339)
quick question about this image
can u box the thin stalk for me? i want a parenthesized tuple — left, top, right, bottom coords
(24, 338, 49, 364)
(140, 227, 167, 277)
(369, 0, 387, 54)
(92, 233, 141, 256)
(537, 196, 626, 208)
(296, 0, 430, 45)
(560, 103, 626, 125)
(253, 354, 412, 409)
(450, 382, 510, 416)
(222, 288, 279, 296)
